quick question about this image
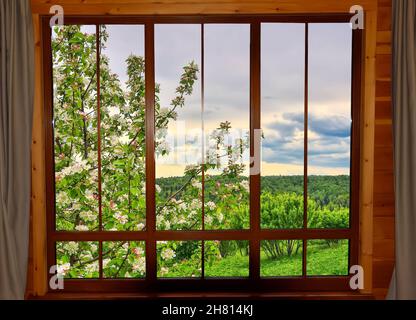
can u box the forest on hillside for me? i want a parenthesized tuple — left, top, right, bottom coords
(156, 175, 350, 208)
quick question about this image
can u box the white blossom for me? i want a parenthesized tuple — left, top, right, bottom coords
(155, 184, 161, 193)
(240, 180, 249, 192)
(80, 252, 93, 261)
(161, 248, 176, 260)
(57, 263, 71, 276)
(63, 241, 79, 255)
(132, 257, 146, 274)
(156, 215, 164, 228)
(178, 202, 187, 211)
(103, 258, 111, 268)
(108, 106, 120, 117)
(190, 199, 200, 210)
(114, 212, 128, 225)
(160, 267, 169, 276)
(206, 201, 216, 211)
(192, 181, 202, 190)
(133, 247, 145, 257)
(164, 220, 171, 230)
(205, 215, 213, 225)
(85, 189, 95, 201)
(136, 223, 145, 231)
(75, 225, 89, 231)
(60, 154, 90, 177)
(79, 211, 96, 222)
(118, 134, 130, 145)
(56, 191, 70, 204)
(85, 261, 99, 274)
(156, 141, 170, 155)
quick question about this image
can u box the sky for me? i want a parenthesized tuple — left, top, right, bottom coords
(97, 23, 352, 178)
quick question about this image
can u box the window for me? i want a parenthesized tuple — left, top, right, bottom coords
(44, 15, 362, 292)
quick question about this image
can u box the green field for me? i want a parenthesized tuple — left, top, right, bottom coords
(160, 240, 349, 278)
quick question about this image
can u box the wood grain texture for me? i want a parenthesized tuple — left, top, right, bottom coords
(359, 8, 377, 295)
(372, 0, 394, 300)
(374, 192, 394, 217)
(31, 0, 377, 15)
(30, 13, 49, 296)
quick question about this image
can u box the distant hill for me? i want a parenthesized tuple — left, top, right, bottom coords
(156, 175, 350, 208)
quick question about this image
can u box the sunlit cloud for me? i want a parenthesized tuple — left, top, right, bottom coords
(104, 24, 352, 177)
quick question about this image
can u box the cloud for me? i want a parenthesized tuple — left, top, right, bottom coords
(310, 115, 351, 138)
(103, 23, 353, 176)
(262, 112, 351, 169)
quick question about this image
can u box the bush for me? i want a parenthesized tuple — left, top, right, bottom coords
(261, 240, 302, 259)
(315, 207, 349, 229)
(261, 193, 304, 229)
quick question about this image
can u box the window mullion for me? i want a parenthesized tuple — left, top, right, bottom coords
(201, 23, 205, 279)
(145, 22, 157, 283)
(302, 22, 309, 279)
(249, 22, 261, 281)
(96, 24, 103, 279)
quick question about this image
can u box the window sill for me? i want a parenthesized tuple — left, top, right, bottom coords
(28, 291, 374, 300)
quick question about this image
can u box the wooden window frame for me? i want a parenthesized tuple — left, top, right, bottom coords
(42, 14, 363, 293)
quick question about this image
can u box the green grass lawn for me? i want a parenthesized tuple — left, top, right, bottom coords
(205, 254, 249, 277)
(160, 241, 349, 278)
(306, 240, 349, 276)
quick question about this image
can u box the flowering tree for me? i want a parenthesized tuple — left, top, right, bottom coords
(53, 26, 251, 278)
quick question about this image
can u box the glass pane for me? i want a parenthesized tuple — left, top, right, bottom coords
(204, 241, 249, 277)
(204, 24, 250, 230)
(53, 25, 99, 231)
(260, 240, 303, 277)
(155, 25, 202, 231)
(157, 241, 202, 278)
(102, 241, 146, 278)
(100, 25, 146, 231)
(56, 241, 99, 278)
(307, 239, 349, 276)
(308, 23, 352, 229)
(260, 24, 305, 230)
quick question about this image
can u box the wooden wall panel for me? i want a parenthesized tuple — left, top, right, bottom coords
(373, 0, 394, 300)
(28, 13, 49, 297)
(31, 0, 377, 15)
(373, 192, 394, 217)
(375, 101, 391, 119)
(359, 8, 377, 295)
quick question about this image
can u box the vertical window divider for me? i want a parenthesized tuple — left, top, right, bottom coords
(349, 27, 363, 268)
(44, 17, 55, 279)
(145, 22, 157, 283)
(302, 22, 309, 279)
(96, 24, 103, 279)
(201, 23, 205, 279)
(249, 22, 261, 281)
